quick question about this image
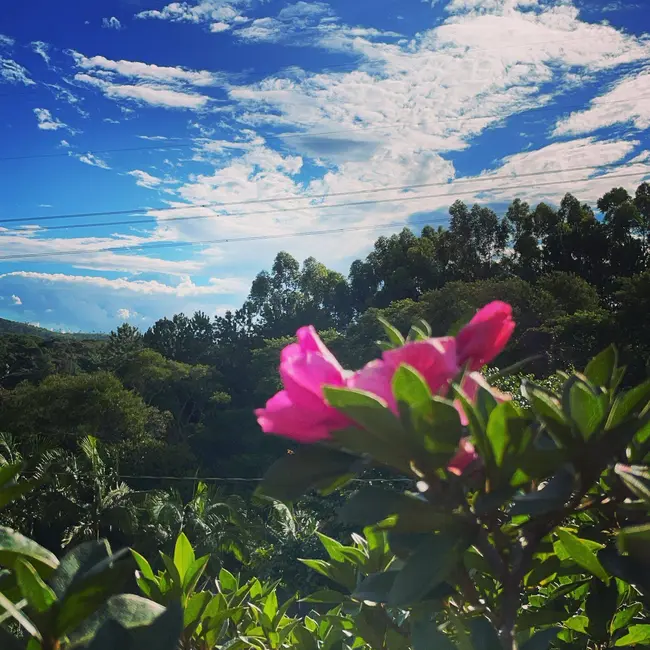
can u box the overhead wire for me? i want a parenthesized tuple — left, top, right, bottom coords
(2, 159, 649, 230)
(2, 91, 649, 163)
(1, 165, 650, 261)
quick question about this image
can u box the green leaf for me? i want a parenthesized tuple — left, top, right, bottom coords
(387, 531, 463, 606)
(486, 401, 521, 467)
(258, 446, 360, 502)
(615, 624, 650, 646)
(564, 376, 605, 439)
(131, 550, 155, 582)
(160, 552, 182, 594)
(0, 526, 58, 575)
(49, 540, 111, 599)
(618, 524, 650, 565)
(301, 590, 346, 604)
(586, 577, 618, 642)
(173, 533, 195, 583)
(218, 567, 237, 593)
(331, 427, 412, 474)
(15, 559, 56, 613)
(338, 487, 456, 532)
(377, 316, 405, 348)
(182, 555, 209, 595)
(54, 548, 133, 637)
(511, 470, 575, 517)
(68, 594, 167, 647)
(611, 604, 642, 635)
(412, 618, 456, 650)
(608, 380, 650, 430)
(615, 465, 650, 504)
(522, 382, 575, 448)
(353, 571, 398, 603)
(0, 463, 22, 489)
(564, 615, 589, 634)
(584, 345, 617, 389)
(392, 364, 432, 408)
(183, 591, 210, 632)
(324, 386, 403, 439)
(470, 616, 501, 650)
(556, 529, 610, 583)
(520, 628, 560, 650)
(0, 591, 41, 640)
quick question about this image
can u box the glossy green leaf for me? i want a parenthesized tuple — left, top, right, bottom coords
(301, 589, 346, 604)
(392, 364, 432, 408)
(218, 567, 237, 593)
(611, 604, 643, 635)
(520, 627, 560, 650)
(565, 376, 605, 439)
(324, 386, 403, 439)
(0, 591, 41, 640)
(173, 533, 194, 583)
(49, 540, 111, 599)
(615, 624, 650, 646)
(0, 526, 58, 575)
(470, 616, 501, 650)
(131, 550, 155, 582)
(182, 555, 209, 595)
(258, 446, 359, 502)
(412, 618, 456, 650)
(377, 316, 405, 348)
(564, 615, 589, 634)
(618, 523, 650, 565)
(584, 345, 617, 389)
(556, 529, 610, 583)
(511, 470, 575, 517)
(608, 380, 650, 430)
(387, 531, 462, 606)
(15, 559, 56, 613)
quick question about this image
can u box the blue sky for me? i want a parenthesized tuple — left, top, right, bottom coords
(0, 0, 649, 332)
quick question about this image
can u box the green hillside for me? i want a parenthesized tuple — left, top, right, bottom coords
(0, 317, 108, 341)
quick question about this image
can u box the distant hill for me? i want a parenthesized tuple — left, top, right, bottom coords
(0, 318, 108, 341)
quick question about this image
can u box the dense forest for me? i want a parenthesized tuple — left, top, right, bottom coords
(1, 181, 650, 636)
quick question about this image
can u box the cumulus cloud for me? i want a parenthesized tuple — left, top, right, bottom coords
(11, 295, 22, 305)
(34, 107, 68, 131)
(102, 17, 123, 30)
(553, 68, 650, 137)
(0, 57, 35, 85)
(71, 52, 218, 110)
(128, 169, 164, 188)
(117, 308, 135, 319)
(136, 0, 250, 32)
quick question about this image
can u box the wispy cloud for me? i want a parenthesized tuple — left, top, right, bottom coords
(135, 0, 250, 32)
(31, 41, 50, 64)
(0, 57, 35, 85)
(74, 152, 111, 169)
(0, 34, 15, 47)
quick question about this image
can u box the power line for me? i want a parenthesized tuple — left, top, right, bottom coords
(2, 91, 649, 164)
(0, 216, 448, 261)
(2, 160, 649, 230)
(1, 166, 649, 262)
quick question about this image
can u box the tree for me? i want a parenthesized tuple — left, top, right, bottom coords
(0, 371, 168, 445)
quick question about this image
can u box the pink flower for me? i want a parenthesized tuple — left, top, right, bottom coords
(456, 301, 515, 371)
(447, 438, 479, 476)
(255, 326, 350, 443)
(349, 337, 459, 412)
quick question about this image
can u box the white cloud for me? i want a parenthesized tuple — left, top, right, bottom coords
(1, 272, 246, 297)
(11, 295, 22, 305)
(553, 69, 650, 137)
(71, 52, 217, 110)
(128, 169, 164, 188)
(210, 21, 231, 32)
(75, 152, 111, 169)
(60, 139, 70, 147)
(102, 17, 123, 30)
(31, 41, 50, 64)
(0, 57, 35, 85)
(136, 0, 249, 27)
(0, 34, 14, 48)
(34, 107, 68, 131)
(117, 308, 135, 319)
(72, 52, 217, 86)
